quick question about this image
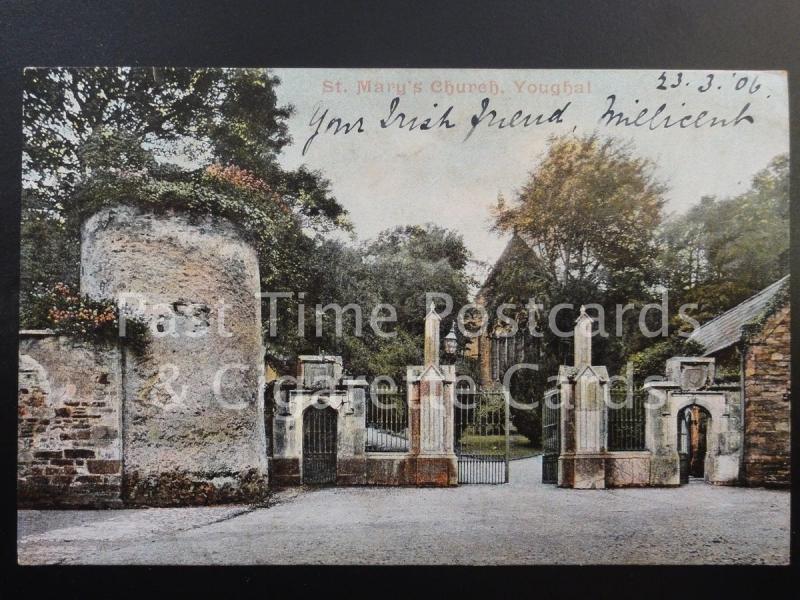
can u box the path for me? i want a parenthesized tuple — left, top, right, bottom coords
(17, 457, 790, 565)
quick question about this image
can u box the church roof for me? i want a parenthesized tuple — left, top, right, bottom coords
(477, 232, 547, 298)
(688, 275, 790, 356)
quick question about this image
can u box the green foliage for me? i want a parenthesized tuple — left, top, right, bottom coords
(363, 331, 422, 382)
(506, 362, 544, 447)
(284, 226, 474, 380)
(488, 134, 668, 443)
(485, 137, 787, 445)
(367, 224, 471, 272)
(480, 234, 549, 323)
(749, 276, 790, 331)
(19, 191, 81, 327)
(28, 283, 148, 352)
(474, 392, 506, 435)
(365, 224, 475, 337)
(626, 337, 705, 386)
(68, 162, 301, 286)
(23, 68, 345, 225)
(657, 154, 789, 323)
(493, 134, 666, 297)
(20, 69, 349, 329)
(456, 434, 540, 459)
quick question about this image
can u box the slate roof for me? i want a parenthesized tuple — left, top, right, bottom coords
(688, 275, 790, 356)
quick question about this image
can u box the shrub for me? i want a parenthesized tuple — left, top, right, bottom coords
(67, 163, 297, 261)
(627, 336, 706, 386)
(32, 282, 149, 352)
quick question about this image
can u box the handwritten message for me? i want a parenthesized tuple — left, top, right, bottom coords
(302, 72, 768, 155)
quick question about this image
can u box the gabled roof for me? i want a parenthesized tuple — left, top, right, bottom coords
(558, 364, 609, 382)
(688, 275, 790, 356)
(477, 232, 547, 298)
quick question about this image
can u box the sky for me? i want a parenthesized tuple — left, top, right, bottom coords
(272, 69, 789, 279)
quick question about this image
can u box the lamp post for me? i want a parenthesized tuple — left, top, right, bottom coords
(443, 321, 458, 360)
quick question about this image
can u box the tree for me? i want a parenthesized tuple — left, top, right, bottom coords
(20, 67, 349, 328)
(23, 68, 344, 225)
(284, 224, 475, 381)
(19, 191, 80, 327)
(366, 224, 471, 272)
(657, 154, 789, 324)
(364, 224, 475, 338)
(493, 134, 666, 302)
(491, 134, 667, 367)
(627, 337, 705, 387)
(487, 135, 668, 444)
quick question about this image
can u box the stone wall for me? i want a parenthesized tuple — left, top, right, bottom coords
(18, 332, 123, 508)
(81, 204, 268, 505)
(604, 452, 651, 487)
(271, 384, 367, 486)
(271, 356, 457, 487)
(645, 386, 742, 486)
(743, 304, 791, 487)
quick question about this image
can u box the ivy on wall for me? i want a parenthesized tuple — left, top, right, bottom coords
(68, 163, 298, 260)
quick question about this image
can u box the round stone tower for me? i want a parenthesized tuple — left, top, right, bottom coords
(81, 204, 267, 505)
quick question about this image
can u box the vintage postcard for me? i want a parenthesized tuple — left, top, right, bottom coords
(16, 68, 790, 565)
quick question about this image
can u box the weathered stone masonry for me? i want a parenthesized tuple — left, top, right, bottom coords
(81, 204, 268, 505)
(18, 332, 123, 508)
(687, 276, 791, 488)
(18, 203, 269, 507)
(271, 307, 458, 487)
(743, 304, 791, 487)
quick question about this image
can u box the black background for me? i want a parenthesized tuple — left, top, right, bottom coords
(2, 0, 798, 595)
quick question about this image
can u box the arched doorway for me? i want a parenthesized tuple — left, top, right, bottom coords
(302, 404, 338, 484)
(677, 404, 710, 483)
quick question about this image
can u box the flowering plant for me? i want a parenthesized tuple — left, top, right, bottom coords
(205, 163, 269, 194)
(204, 163, 291, 215)
(42, 282, 148, 351)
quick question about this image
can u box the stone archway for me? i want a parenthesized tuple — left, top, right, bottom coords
(677, 404, 711, 483)
(646, 387, 741, 486)
(645, 357, 743, 486)
(670, 394, 726, 484)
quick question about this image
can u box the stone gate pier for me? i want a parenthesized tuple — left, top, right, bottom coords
(551, 307, 743, 489)
(557, 307, 611, 489)
(270, 304, 457, 487)
(405, 303, 458, 485)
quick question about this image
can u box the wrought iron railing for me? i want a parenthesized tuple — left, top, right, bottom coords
(365, 384, 409, 452)
(541, 388, 560, 483)
(607, 389, 646, 451)
(454, 386, 509, 484)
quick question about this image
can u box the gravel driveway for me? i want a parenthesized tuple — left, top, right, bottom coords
(18, 456, 789, 565)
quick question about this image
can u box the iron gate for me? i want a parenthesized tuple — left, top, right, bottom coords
(302, 404, 337, 484)
(678, 407, 692, 483)
(365, 383, 409, 452)
(677, 404, 710, 482)
(454, 387, 509, 484)
(608, 389, 646, 451)
(541, 388, 560, 484)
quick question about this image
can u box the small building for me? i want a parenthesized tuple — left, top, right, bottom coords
(688, 275, 790, 487)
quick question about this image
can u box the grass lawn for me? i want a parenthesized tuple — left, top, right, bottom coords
(458, 434, 542, 460)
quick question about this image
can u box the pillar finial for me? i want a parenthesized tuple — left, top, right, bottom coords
(574, 305, 593, 368)
(424, 302, 440, 366)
